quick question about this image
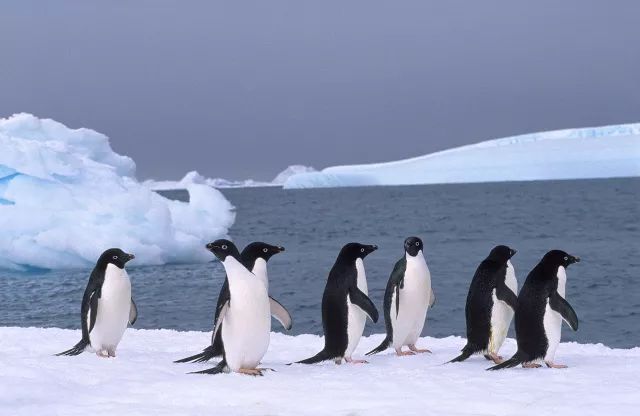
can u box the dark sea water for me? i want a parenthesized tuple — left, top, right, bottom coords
(1, 178, 638, 348)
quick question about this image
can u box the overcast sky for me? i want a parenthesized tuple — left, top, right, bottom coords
(1, 1, 639, 180)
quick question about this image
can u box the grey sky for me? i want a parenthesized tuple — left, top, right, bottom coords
(1, 1, 639, 181)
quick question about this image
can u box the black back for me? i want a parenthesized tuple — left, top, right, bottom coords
(321, 243, 378, 357)
(465, 245, 516, 351)
(514, 250, 579, 361)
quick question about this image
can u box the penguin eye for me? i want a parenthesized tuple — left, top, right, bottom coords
(360, 248, 365, 253)
(263, 248, 268, 253)
(415, 242, 420, 246)
(221, 245, 228, 250)
(112, 256, 118, 260)
(564, 256, 568, 261)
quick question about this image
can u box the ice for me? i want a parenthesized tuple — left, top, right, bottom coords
(144, 165, 317, 190)
(0, 113, 235, 270)
(1, 327, 638, 415)
(284, 123, 640, 189)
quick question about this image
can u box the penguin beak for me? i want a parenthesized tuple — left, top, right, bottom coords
(277, 246, 285, 252)
(369, 245, 378, 253)
(572, 256, 581, 263)
(206, 242, 218, 251)
(125, 253, 135, 263)
(510, 249, 517, 257)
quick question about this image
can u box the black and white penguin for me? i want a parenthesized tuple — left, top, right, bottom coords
(448, 245, 518, 364)
(295, 243, 379, 365)
(193, 240, 272, 376)
(488, 250, 580, 370)
(367, 237, 436, 357)
(176, 242, 291, 364)
(57, 248, 137, 357)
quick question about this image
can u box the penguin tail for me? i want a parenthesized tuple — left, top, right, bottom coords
(189, 360, 229, 375)
(294, 349, 333, 365)
(447, 344, 478, 363)
(55, 339, 89, 356)
(174, 345, 221, 363)
(487, 351, 526, 371)
(366, 336, 391, 356)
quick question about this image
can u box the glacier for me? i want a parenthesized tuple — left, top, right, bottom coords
(144, 165, 317, 190)
(284, 123, 640, 189)
(1, 327, 638, 416)
(0, 113, 235, 270)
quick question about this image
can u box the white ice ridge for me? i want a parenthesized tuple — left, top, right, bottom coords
(1, 327, 638, 416)
(0, 113, 235, 270)
(144, 165, 317, 190)
(284, 123, 640, 188)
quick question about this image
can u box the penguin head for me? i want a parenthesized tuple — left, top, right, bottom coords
(543, 250, 581, 268)
(206, 239, 241, 262)
(99, 248, 135, 269)
(404, 236, 424, 257)
(487, 245, 517, 262)
(243, 242, 285, 262)
(339, 242, 378, 261)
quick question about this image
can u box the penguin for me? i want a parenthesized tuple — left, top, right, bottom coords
(295, 243, 379, 365)
(192, 240, 272, 376)
(56, 248, 137, 357)
(488, 250, 580, 370)
(448, 245, 518, 364)
(175, 242, 292, 364)
(367, 237, 436, 357)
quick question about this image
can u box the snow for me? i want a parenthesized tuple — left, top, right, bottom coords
(1, 327, 637, 416)
(0, 113, 235, 270)
(144, 165, 317, 190)
(284, 123, 640, 189)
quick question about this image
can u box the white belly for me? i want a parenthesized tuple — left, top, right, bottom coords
(345, 258, 368, 358)
(489, 260, 518, 353)
(89, 265, 132, 352)
(222, 257, 271, 371)
(390, 252, 431, 349)
(543, 301, 563, 361)
(252, 258, 269, 292)
(544, 266, 567, 361)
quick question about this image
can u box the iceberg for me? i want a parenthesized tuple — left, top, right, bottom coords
(284, 123, 640, 189)
(0, 113, 235, 270)
(144, 165, 317, 190)
(2, 327, 638, 415)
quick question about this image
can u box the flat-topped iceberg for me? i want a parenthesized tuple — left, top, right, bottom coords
(0, 113, 235, 270)
(284, 123, 640, 189)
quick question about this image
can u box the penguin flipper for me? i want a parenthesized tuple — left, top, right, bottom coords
(189, 359, 230, 375)
(549, 292, 579, 331)
(496, 284, 518, 312)
(128, 298, 138, 326)
(349, 287, 379, 323)
(269, 297, 293, 330)
(211, 300, 229, 345)
(429, 288, 436, 308)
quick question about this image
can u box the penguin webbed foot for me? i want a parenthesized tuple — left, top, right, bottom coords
(238, 368, 266, 377)
(485, 353, 504, 364)
(545, 361, 568, 369)
(409, 345, 431, 354)
(522, 362, 542, 368)
(395, 348, 416, 356)
(344, 357, 368, 364)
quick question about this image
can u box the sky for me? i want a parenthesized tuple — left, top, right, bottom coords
(1, 1, 639, 181)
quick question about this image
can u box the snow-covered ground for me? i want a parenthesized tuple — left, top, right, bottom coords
(284, 123, 640, 188)
(0, 114, 235, 270)
(144, 165, 317, 190)
(1, 327, 638, 416)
